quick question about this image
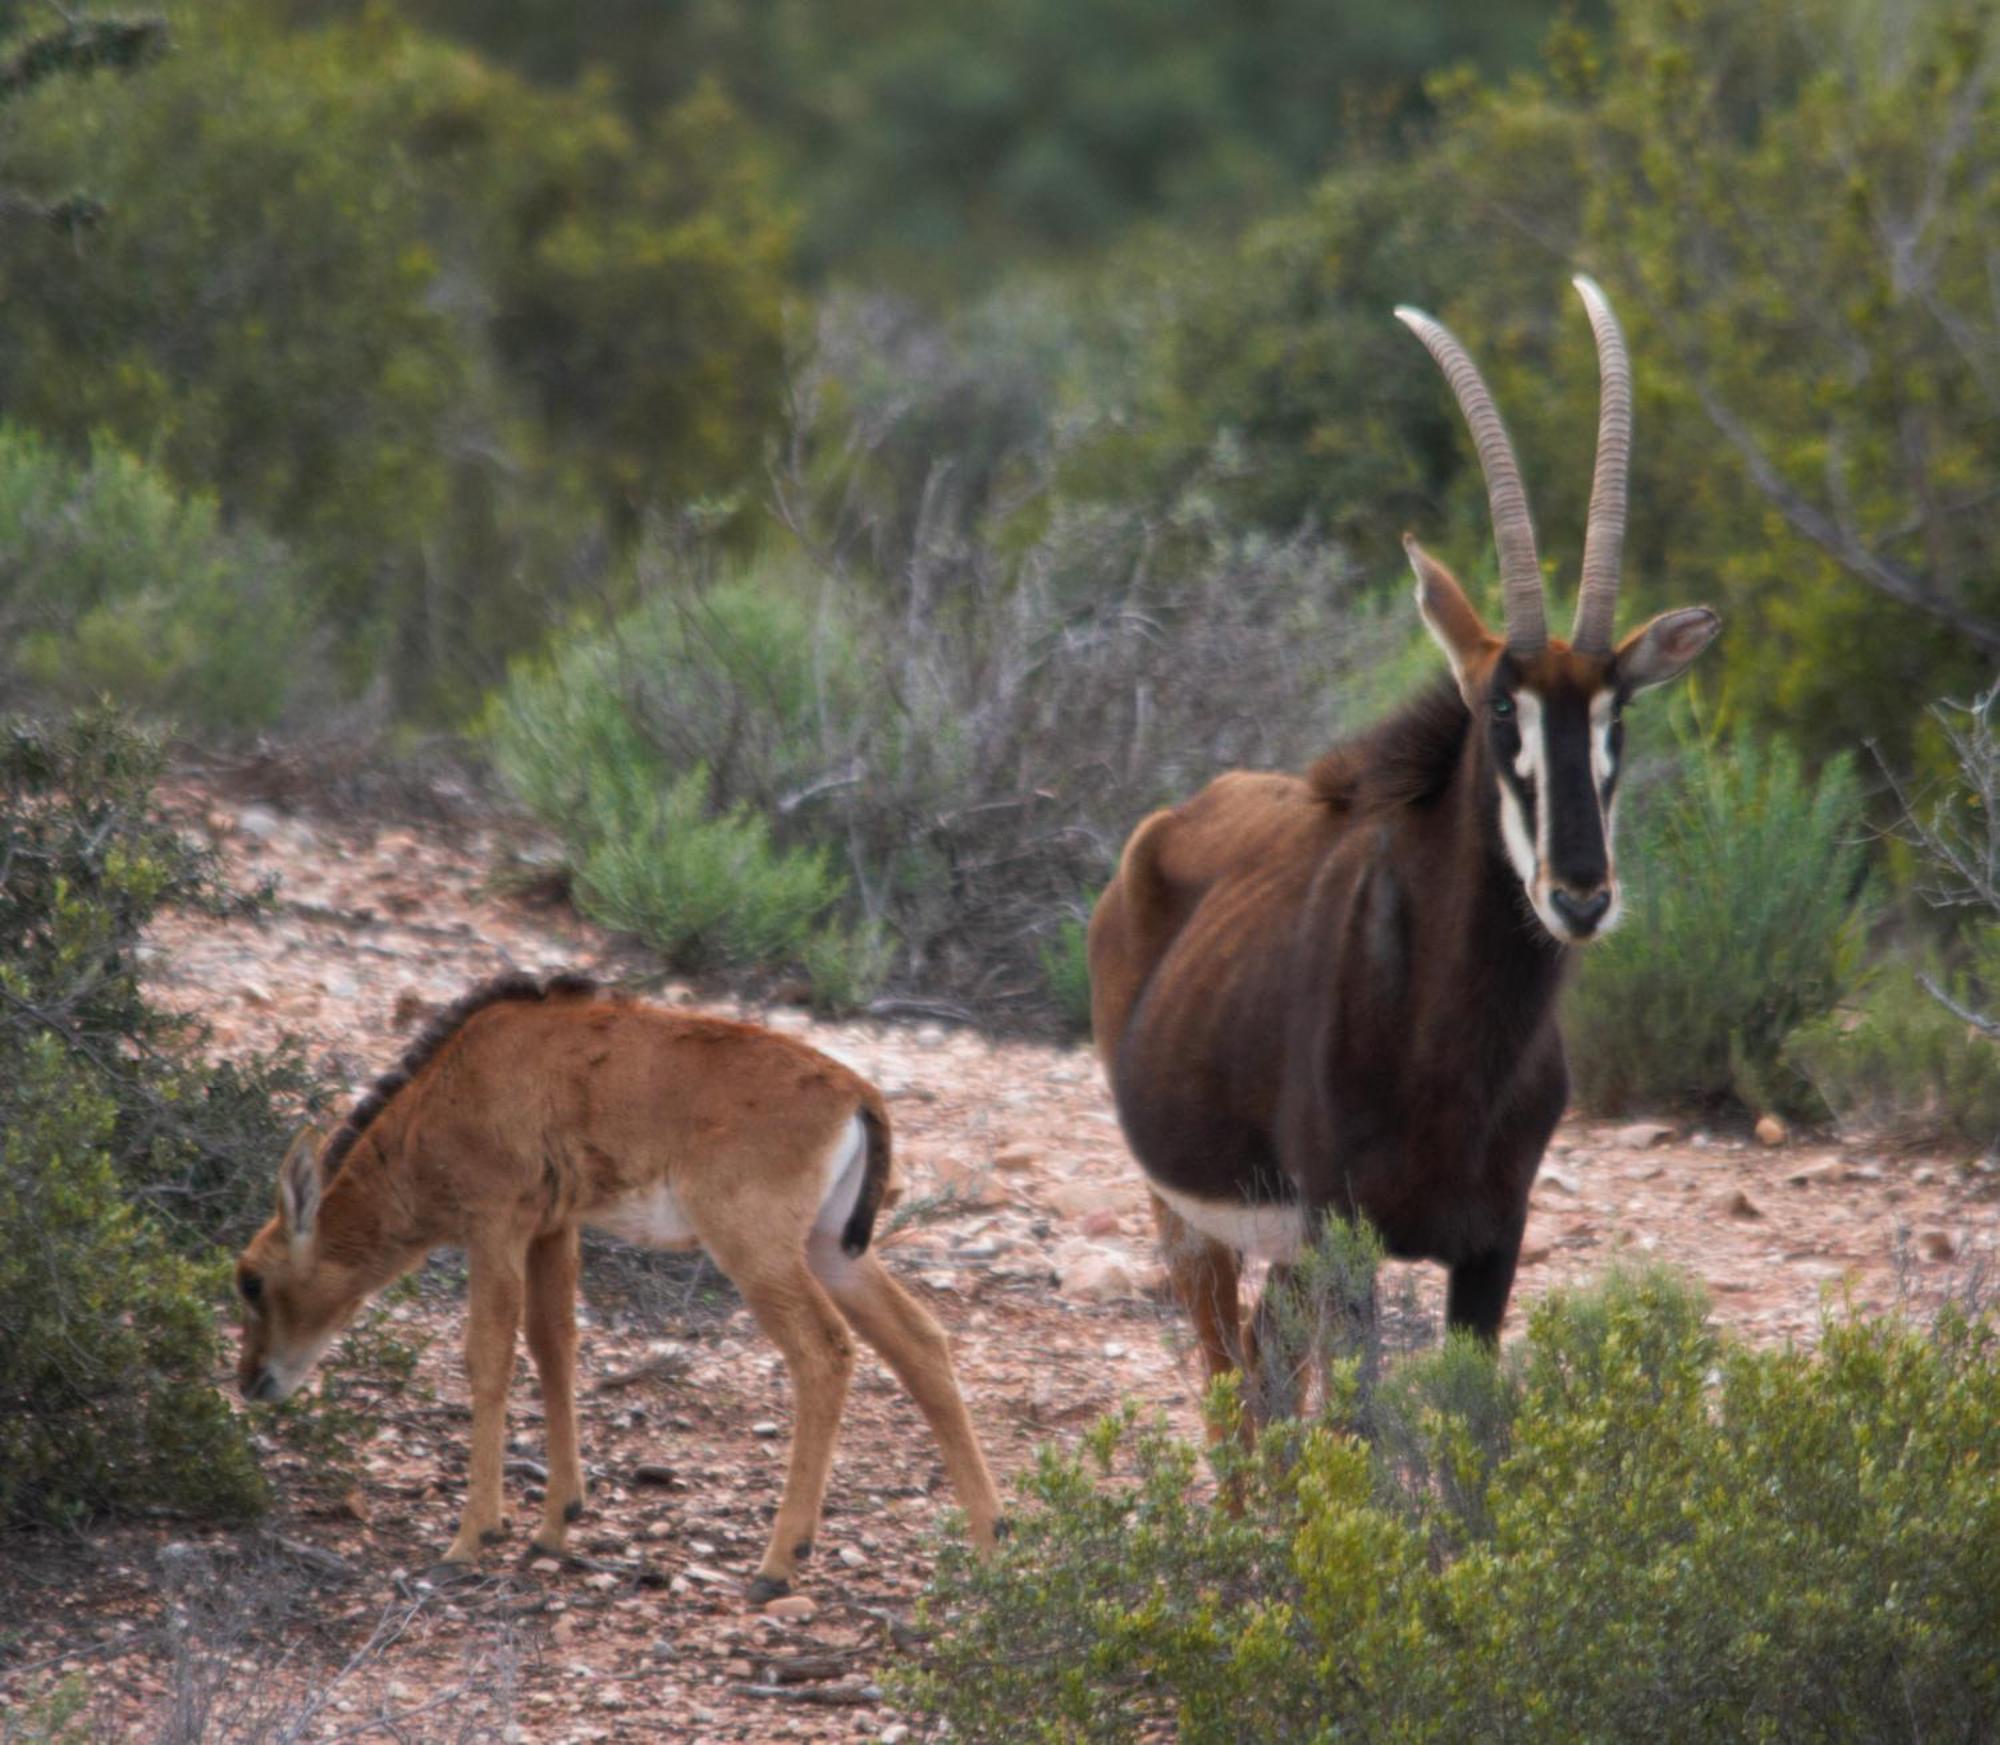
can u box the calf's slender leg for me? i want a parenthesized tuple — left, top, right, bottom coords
(693, 1206, 856, 1601)
(523, 1223, 585, 1553)
(807, 1237, 1001, 1548)
(444, 1236, 526, 1565)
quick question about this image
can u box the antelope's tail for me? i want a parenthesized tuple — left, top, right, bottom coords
(840, 1101, 893, 1257)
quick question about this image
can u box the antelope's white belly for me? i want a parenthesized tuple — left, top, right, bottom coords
(584, 1114, 870, 1253)
(1151, 1179, 1306, 1263)
(588, 1182, 701, 1250)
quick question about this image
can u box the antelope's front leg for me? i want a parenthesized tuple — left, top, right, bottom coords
(524, 1225, 585, 1555)
(443, 1239, 526, 1565)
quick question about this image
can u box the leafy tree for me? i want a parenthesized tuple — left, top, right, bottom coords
(1099, 0, 2000, 760)
(380, 0, 1571, 286)
(0, 4, 163, 230)
(0, 0, 791, 713)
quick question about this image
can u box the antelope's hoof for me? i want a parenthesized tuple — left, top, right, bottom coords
(746, 1573, 791, 1605)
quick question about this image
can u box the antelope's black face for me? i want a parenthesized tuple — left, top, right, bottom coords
(1408, 537, 1720, 950)
(1486, 658, 1626, 944)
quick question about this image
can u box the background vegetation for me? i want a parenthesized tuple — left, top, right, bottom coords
(5, 0, 1987, 1116)
(1, 21, 1996, 1739)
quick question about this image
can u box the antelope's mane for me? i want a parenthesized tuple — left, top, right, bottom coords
(318, 970, 601, 1180)
(1306, 675, 1470, 815)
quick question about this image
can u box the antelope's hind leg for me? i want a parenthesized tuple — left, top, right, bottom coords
(523, 1224, 586, 1555)
(807, 1237, 1002, 1550)
(692, 1208, 856, 1602)
(443, 1236, 527, 1566)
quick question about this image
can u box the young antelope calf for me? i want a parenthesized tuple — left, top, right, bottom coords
(233, 972, 1001, 1600)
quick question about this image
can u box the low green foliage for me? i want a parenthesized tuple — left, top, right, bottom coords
(1788, 952, 2000, 1153)
(0, 1673, 93, 1745)
(0, 425, 312, 733)
(574, 764, 846, 971)
(799, 918, 895, 1014)
(0, 710, 323, 1527)
(905, 1270, 2000, 1743)
(0, 1036, 267, 1526)
(1567, 721, 1871, 1115)
(1038, 915, 1092, 1037)
(0, 711, 323, 1243)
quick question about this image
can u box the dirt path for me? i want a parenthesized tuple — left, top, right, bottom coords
(5, 785, 1995, 1743)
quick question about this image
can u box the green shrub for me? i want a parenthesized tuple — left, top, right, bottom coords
(0, 1037, 267, 1526)
(1567, 722, 1871, 1115)
(570, 764, 846, 971)
(1038, 914, 1092, 1037)
(0, 709, 324, 1526)
(904, 1270, 2000, 1743)
(0, 710, 323, 1244)
(1788, 950, 2000, 1153)
(799, 918, 894, 1013)
(0, 425, 313, 734)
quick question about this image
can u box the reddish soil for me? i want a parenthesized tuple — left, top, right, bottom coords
(2, 784, 1994, 1742)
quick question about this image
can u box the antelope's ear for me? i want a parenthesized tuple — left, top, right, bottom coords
(1614, 607, 1720, 694)
(1406, 534, 1497, 705)
(277, 1129, 324, 1243)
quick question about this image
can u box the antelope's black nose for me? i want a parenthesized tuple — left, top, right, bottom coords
(1550, 887, 1611, 934)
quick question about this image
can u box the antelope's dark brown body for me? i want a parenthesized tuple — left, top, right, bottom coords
(1091, 279, 1719, 1404)
(1093, 682, 1569, 1338)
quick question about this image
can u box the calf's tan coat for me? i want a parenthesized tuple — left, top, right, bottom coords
(234, 974, 1000, 1599)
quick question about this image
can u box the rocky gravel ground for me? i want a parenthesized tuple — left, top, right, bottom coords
(3, 782, 1995, 1743)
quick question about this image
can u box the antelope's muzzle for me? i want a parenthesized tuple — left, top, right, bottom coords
(1548, 885, 1612, 937)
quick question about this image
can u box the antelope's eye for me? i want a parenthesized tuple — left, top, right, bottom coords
(1491, 693, 1515, 720)
(239, 1271, 263, 1306)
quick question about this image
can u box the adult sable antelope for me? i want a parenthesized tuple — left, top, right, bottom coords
(1090, 279, 1719, 1403)
(234, 972, 1000, 1600)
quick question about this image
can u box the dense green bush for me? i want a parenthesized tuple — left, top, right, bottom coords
(0, 0, 792, 714)
(574, 765, 848, 973)
(904, 1269, 2000, 1743)
(0, 1038, 267, 1526)
(0, 711, 322, 1244)
(398, 0, 1562, 287)
(1789, 950, 2000, 1153)
(0, 425, 313, 733)
(0, 712, 323, 1524)
(1566, 721, 1871, 1115)
(487, 578, 856, 978)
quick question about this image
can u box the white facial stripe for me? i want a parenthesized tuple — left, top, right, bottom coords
(1517, 691, 1551, 873)
(1590, 691, 1617, 790)
(1497, 778, 1537, 888)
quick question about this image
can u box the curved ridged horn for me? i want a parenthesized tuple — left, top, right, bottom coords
(1395, 304, 1546, 652)
(1570, 275, 1631, 656)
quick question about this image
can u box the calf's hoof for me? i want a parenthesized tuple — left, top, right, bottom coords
(746, 1573, 791, 1605)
